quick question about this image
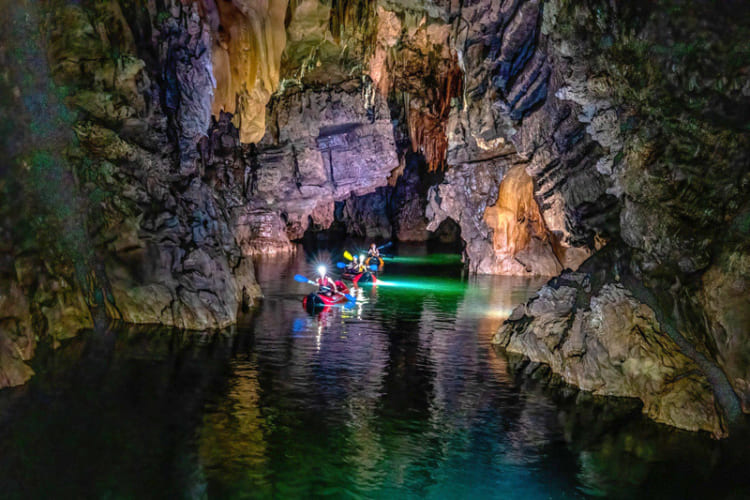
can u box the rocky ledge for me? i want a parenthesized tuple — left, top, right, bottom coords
(493, 240, 750, 438)
(494, 272, 726, 437)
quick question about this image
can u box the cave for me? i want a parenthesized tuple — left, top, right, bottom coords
(427, 217, 463, 254)
(1, 0, 750, 496)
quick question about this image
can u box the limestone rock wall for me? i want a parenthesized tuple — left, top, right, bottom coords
(416, 0, 601, 275)
(495, 270, 726, 437)
(62, 0, 260, 330)
(332, 153, 430, 241)
(492, 0, 750, 435)
(1, 0, 100, 387)
(700, 247, 750, 414)
(0, 0, 265, 387)
(254, 83, 399, 240)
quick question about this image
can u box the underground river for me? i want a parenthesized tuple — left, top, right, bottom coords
(0, 246, 749, 499)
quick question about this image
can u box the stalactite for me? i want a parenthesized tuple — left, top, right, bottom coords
(329, 0, 377, 54)
(202, 0, 288, 144)
(405, 55, 463, 172)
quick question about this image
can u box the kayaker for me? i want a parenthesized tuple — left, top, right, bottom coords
(346, 255, 359, 271)
(368, 243, 380, 259)
(316, 266, 338, 296)
(366, 244, 384, 268)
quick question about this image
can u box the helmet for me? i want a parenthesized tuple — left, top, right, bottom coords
(317, 265, 326, 276)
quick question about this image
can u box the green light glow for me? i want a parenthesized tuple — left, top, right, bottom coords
(382, 254, 462, 265)
(376, 276, 467, 294)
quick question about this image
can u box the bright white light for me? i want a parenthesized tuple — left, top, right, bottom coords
(317, 265, 326, 276)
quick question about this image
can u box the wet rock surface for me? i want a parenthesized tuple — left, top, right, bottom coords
(421, 0, 601, 275)
(700, 249, 750, 413)
(61, 1, 260, 330)
(495, 271, 725, 436)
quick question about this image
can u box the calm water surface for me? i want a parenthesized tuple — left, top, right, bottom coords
(1, 247, 749, 499)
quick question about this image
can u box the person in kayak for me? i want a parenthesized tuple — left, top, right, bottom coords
(366, 244, 384, 268)
(368, 243, 380, 259)
(316, 266, 338, 296)
(346, 255, 360, 272)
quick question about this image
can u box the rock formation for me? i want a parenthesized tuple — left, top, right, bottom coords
(333, 153, 431, 241)
(206, 0, 288, 143)
(256, 83, 398, 239)
(491, 0, 750, 436)
(495, 265, 726, 436)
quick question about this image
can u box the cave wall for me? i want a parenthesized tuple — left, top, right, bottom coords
(333, 152, 430, 241)
(492, 0, 750, 435)
(1, 0, 264, 386)
(424, 0, 603, 275)
(0, 0, 401, 387)
(205, 0, 288, 143)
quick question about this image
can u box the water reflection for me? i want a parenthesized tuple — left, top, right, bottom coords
(0, 247, 749, 498)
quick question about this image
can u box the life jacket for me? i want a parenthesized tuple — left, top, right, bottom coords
(317, 276, 335, 289)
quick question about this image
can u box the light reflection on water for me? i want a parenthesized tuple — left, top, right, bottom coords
(1, 246, 749, 499)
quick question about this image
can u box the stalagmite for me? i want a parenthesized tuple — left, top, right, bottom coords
(483, 165, 561, 275)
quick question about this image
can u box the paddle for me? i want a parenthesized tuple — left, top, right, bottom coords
(343, 250, 354, 261)
(337, 261, 376, 271)
(377, 242, 392, 250)
(293, 274, 355, 301)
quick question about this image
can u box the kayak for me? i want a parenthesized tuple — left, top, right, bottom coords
(302, 280, 350, 312)
(341, 270, 377, 285)
(364, 256, 384, 268)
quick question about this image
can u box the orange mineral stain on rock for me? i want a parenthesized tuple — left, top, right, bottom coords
(405, 56, 462, 172)
(207, 0, 288, 144)
(483, 165, 562, 275)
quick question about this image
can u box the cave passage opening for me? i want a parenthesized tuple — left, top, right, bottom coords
(297, 150, 465, 263)
(427, 217, 464, 255)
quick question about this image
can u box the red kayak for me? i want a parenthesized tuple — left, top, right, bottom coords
(341, 271, 377, 285)
(302, 281, 350, 313)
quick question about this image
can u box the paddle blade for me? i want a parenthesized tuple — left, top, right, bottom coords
(336, 262, 347, 269)
(378, 242, 392, 250)
(344, 293, 355, 301)
(343, 250, 353, 261)
(293, 274, 310, 283)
